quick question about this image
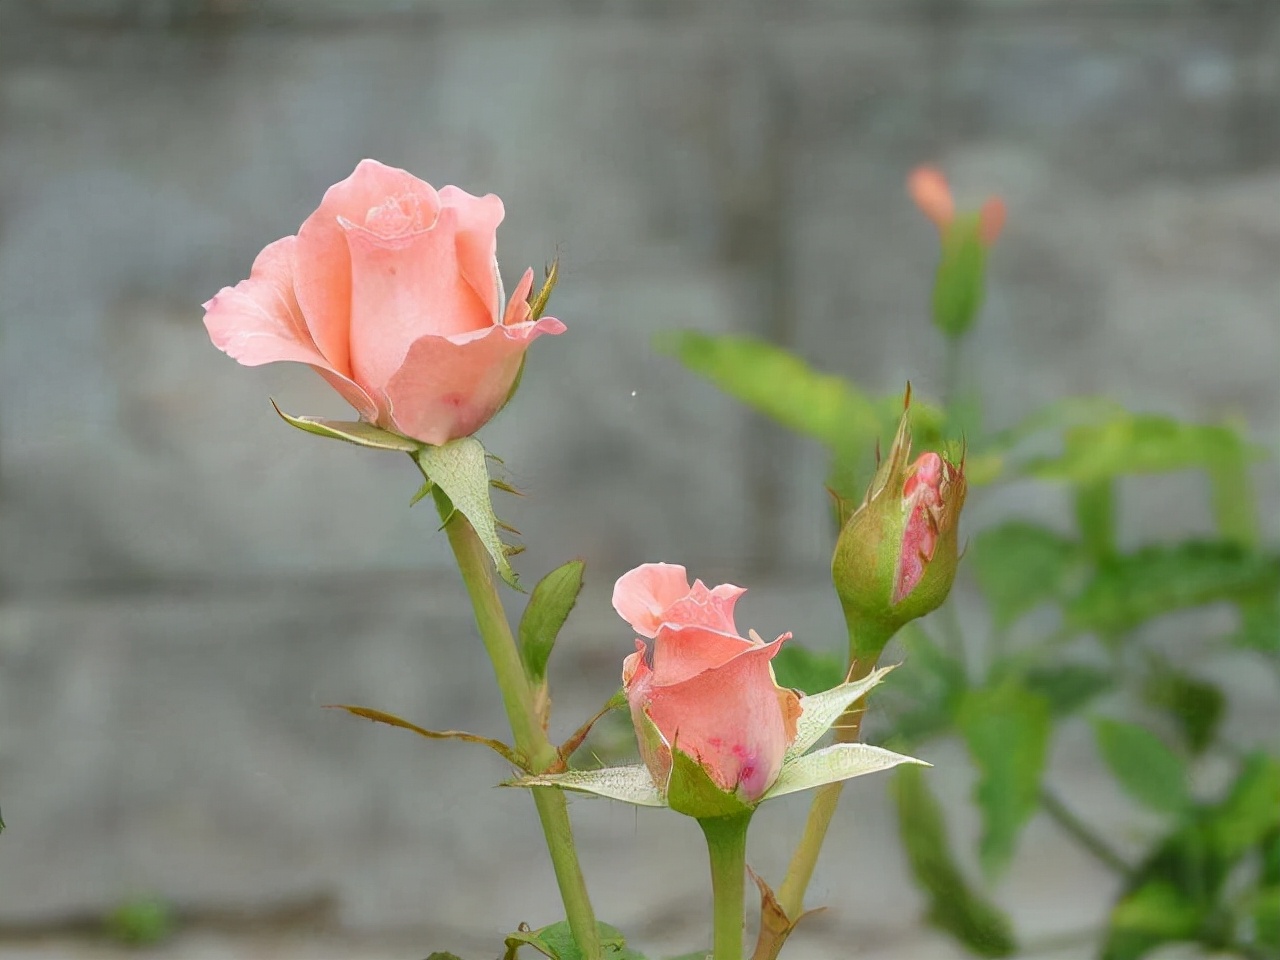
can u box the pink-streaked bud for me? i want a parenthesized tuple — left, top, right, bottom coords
(831, 393, 967, 665)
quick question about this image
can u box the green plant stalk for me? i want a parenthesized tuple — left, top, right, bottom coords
(776, 619, 895, 919)
(1208, 434, 1259, 549)
(435, 489, 602, 960)
(700, 814, 753, 960)
(1038, 787, 1132, 877)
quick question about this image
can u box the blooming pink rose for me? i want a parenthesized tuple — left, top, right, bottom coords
(613, 563, 802, 804)
(203, 159, 565, 445)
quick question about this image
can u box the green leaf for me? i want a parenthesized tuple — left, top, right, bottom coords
(1024, 413, 1255, 484)
(425, 953, 465, 960)
(1206, 753, 1280, 863)
(326, 705, 525, 769)
(415, 439, 521, 589)
(764, 743, 926, 800)
(932, 215, 989, 339)
(1255, 886, 1280, 951)
(1234, 596, 1280, 655)
(958, 684, 1052, 878)
(509, 764, 665, 808)
(1093, 719, 1190, 815)
(771, 644, 846, 695)
(1069, 542, 1280, 634)
(1073, 479, 1116, 563)
(1022, 663, 1113, 717)
(519, 560, 586, 685)
(656, 332, 880, 451)
(271, 401, 421, 452)
(503, 920, 640, 960)
(104, 898, 176, 946)
(1141, 668, 1224, 755)
(1101, 881, 1205, 960)
(891, 766, 1018, 957)
(971, 522, 1081, 628)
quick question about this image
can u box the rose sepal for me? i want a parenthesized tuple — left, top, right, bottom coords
(271, 400, 422, 452)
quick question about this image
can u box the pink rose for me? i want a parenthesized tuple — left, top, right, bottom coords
(613, 563, 803, 804)
(203, 159, 565, 445)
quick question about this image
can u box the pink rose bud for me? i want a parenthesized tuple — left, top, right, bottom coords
(203, 159, 565, 446)
(908, 164, 1005, 340)
(613, 564, 803, 811)
(832, 397, 967, 666)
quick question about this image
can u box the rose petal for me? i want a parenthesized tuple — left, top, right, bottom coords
(294, 159, 441, 379)
(342, 206, 495, 392)
(612, 563, 693, 638)
(382, 316, 565, 446)
(503, 268, 535, 326)
(907, 165, 954, 232)
(439, 185, 506, 320)
(644, 636, 794, 802)
(662, 580, 746, 636)
(203, 236, 378, 421)
(649, 623, 753, 687)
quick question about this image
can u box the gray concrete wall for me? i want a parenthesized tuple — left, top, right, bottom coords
(2, 0, 1279, 955)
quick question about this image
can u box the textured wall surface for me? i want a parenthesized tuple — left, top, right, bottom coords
(2, 0, 1279, 955)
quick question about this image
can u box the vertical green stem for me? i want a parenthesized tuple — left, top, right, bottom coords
(776, 619, 893, 919)
(435, 489, 601, 960)
(1208, 431, 1259, 548)
(700, 814, 752, 960)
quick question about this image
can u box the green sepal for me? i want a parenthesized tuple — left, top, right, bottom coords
(763, 742, 927, 800)
(666, 746, 753, 819)
(786, 664, 895, 761)
(519, 560, 585, 686)
(529, 258, 559, 321)
(414, 438, 521, 589)
(506, 764, 665, 807)
(271, 400, 421, 452)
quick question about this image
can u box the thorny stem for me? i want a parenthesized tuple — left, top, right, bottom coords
(434, 488, 602, 960)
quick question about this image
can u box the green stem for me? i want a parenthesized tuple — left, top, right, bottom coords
(434, 489, 602, 960)
(700, 814, 752, 960)
(1039, 787, 1132, 877)
(1208, 430, 1259, 548)
(776, 618, 893, 919)
(942, 332, 964, 407)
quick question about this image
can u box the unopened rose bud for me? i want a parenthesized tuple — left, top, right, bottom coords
(908, 164, 1005, 340)
(831, 399, 967, 666)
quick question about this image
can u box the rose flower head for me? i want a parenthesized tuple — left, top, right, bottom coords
(203, 159, 564, 446)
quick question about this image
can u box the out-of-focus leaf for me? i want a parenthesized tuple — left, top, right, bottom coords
(971, 522, 1081, 628)
(875, 629, 967, 747)
(958, 684, 1052, 878)
(1234, 596, 1280, 655)
(425, 953, 465, 960)
(1141, 667, 1224, 755)
(1023, 663, 1113, 717)
(1073, 479, 1116, 563)
(1024, 413, 1255, 484)
(519, 560, 586, 685)
(771, 644, 846, 696)
(1206, 753, 1280, 863)
(656, 332, 880, 451)
(932, 214, 989, 339)
(1100, 881, 1205, 960)
(1093, 719, 1189, 815)
(104, 898, 176, 946)
(1254, 886, 1280, 952)
(891, 765, 1017, 957)
(1069, 542, 1280, 634)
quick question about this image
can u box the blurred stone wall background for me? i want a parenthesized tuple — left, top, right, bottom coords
(1, 0, 1278, 956)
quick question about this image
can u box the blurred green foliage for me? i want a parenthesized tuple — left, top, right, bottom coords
(665, 187, 1280, 958)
